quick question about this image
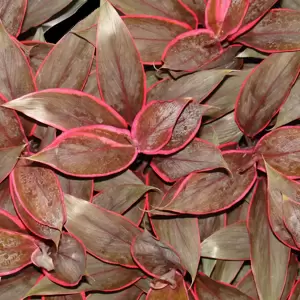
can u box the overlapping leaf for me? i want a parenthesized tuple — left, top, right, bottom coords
(236, 271, 259, 299)
(181, 0, 206, 24)
(0, 178, 16, 216)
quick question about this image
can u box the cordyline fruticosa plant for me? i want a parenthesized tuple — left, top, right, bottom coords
(1, 0, 300, 299)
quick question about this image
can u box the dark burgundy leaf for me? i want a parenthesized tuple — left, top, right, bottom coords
(109, 0, 197, 28)
(181, 0, 206, 24)
(248, 178, 290, 300)
(28, 125, 138, 177)
(236, 270, 259, 299)
(236, 9, 300, 52)
(131, 230, 183, 278)
(96, 2, 145, 124)
(151, 138, 228, 182)
(162, 29, 223, 72)
(153, 151, 256, 214)
(123, 16, 190, 64)
(3, 89, 127, 131)
(64, 194, 141, 267)
(131, 99, 190, 154)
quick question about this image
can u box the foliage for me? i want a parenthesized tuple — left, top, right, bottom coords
(0, 0, 300, 299)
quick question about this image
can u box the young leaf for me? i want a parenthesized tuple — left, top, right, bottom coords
(96, 2, 146, 124)
(64, 194, 141, 267)
(236, 270, 259, 299)
(151, 216, 201, 283)
(194, 273, 252, 299)
(3, 89, 127, 131)
(151, 138, 228, 182)
(0, 229, 37, 276)
(248, 178, 290, 300)
(205, 0, 249, 40)
(235, 52, 300, 137)
(109, 0, 197, 28)
(28, 125, 138, 177)
(255, 126, 300, 177)
(11, 160, 65, 231)
(0, 0, 27, 36)
(181, 0, 206, 24)
(0, 22, 36, 101)
(131, 99, 190, 154)
(162, 29, 222, 71)
(201, 221, 250, 260)
(21, 0, 73, 33)
(147, 69, 229, 103)
(131, 230, 183, 279)
(236, 9, 300, 52)
(123, 16, 191, 64)
(154, 151, 256, 214)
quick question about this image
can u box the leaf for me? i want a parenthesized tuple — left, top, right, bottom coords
(83, 71, 100, 99)
(58, 174, 93, 202)
(146, 273, 188, 300)
(198, 111, 243, 145)
(151, 216, 201, 283)
(109, 0, 197, 28)
(0, 229, 37, 276)
(97, 2, 145, 124)
(154, 151, 256, 214)
(201, 221, 250, 260)
(0, 266, 41, 300)
(0, 210, 26, 233)
(248, 178, 290, 300)
(43, 294, 85, 300)
(203, 71, 250, 122)
(131, 230, 183, 278)
(236, 270, 259, 299)
(0, 1, 27, 36)
(87, 286, 142, 300)
(235, 52, 300, 137)
(273, 80, 300, 129)
(0, 178, 16, 216)
(289, 281, 300, 300)
(93, 184, 157, 214)
(3, 89, 127, 131)
(28, 125, 138, 177)
(205, 0, 249, 40)
(131, 99, 190, 154)
(162, 29, 223, 71)
(194, 273, 252, 299)
(255, 126, 300, 177)
(181, 0, 206, 24)
(281, 254, 298, 300)
(236, 9, 300, 52)
(11, 160, 65, 231)
(227, 196, 250, 225)
(237, 47, 268, 59)
(211, 260, 244, 284)
(35, 10, 97, 90)
(22, 0, 73, 33)
(151, 138, 228, 182)
(147, 69, 229, 103)
(44, 233, 86, 286)
(64, 194, 141, 267)
(0, 22, 36, 101)
(281, 0, 300, 10)
(123, 16, 190, 64)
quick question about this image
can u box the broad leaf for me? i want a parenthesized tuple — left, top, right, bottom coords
(0, 1, 26, 36)
(0, 210, 26, 233)
(0, 178, 16, 216)
(235, 52, 300, 137)
(131, 99, 190, 154)
(64, 194, 141, 267)
(109, 0, 197, 27)
(87, 286, 142, 300)
(123, 16, 190, 64)
(248, 178, 290, 300)
(255, 126, 300, 177)
(181, 0, 206, 24)
(205, 0, 249, 40)
(273, 80, 300, 128)
(281, 254, 298, 300)
(153, 151, 256, 214)
(281, 0, 300, 9)
(96, 2, 145, 124)
(151, 216, 201, 282)
(43, 294, 85, 300)
(3, 89, 127, 131)
(162, 29, 222, 71)
(289, 281, 300, 300)
(151, 138, 228, 182)
(131, 230, 183, 278)
(22, 0, 73, 33)
(28, 125, 138, 177)
(211, 260, 244, 284)
(0, 230, 37, 276)
(236, 9, 300, 52)
(194, 273, 252, 299)
(147, 69, 229, 103)
(83, 71, 100, 99)
(236, 270, 259, 299)
(201, 221, 250, 260)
